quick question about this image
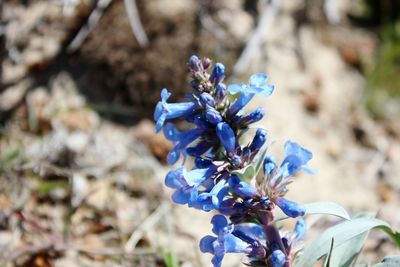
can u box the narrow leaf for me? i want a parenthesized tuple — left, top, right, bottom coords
(329, 213, 375, 267)
(232, 165, 255, 182)
(294, 218, 391, 267)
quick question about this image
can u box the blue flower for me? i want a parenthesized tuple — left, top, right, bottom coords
(249, 129, 268, 152)
(293, 218, 307, 240)
(271, 249, 286, 267)
(205, 106, 223, 125)
(165, 167, 215, 206)
(229, 175, 257, 199)
(199, 215, 252, 267)
(196, 179, 228, 211)
(236, 107, 265, 128)
(163, 123, 203, 164)
(263, 156, 277, 175)
(186, 141, 214, 157)
(274, 197, 305, 218)
(280, 141, 314, 178)
(154, 89, 198, 132)
(216, 122, 236, 155)
(227, 92, 254, 116)
(228, 73, 275, 97)
(210, 63, 225, 84)
(200, 92, 216, 107)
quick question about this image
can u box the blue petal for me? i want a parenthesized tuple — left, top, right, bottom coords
(163, 123, 181, 141)
(271, 249, 286, 267)
(211, 215, 228, 235)
(284, 141, 313, 165)
(249, 73, 268, 87)
(228, 92, 254, 116)
(211, 255, 224, 267)
(227, 83, 247, 95)
(216, 122, 236, 154)
(224, 233, 251, 253)
(205, 107, 223, 125)
(229, 175, 257, 198)
(200, 235, 217, 254)
(171, 188, 192, 204)
(275, 197, 305, 218)
(233, 223, 266, 243)
(161, 88, 171, 102)
(167, 146, 180, 165)
(165, 167, 186, 189)
(186, 167, 214, 186)
(249, 128, 268, 152)
(263, 156, 276, 175)
(293, 218, 307, 240)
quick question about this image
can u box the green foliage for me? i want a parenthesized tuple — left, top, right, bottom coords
(294, 216, 398, 267)
(160, 246, 179, 267)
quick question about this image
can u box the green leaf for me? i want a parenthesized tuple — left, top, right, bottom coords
(160, 246, 179, 267)
(329, 213, 375, 267)
(231, 165, 255, 182)
(294, 217, 392, 267)
(373, 256, 400, 267)
(0, 146, 20, 164)
(377, 226, 400, 248)
(276, 202, 351, 222)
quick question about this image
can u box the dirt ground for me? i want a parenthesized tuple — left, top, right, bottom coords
(1, 0, 399, 266)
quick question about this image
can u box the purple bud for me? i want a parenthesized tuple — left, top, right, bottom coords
(199, 92, 216, 107)
(249, 129, 267, 152)
(210, 63, 225, 84)
(188, 55, 203, 72)
(202, 57, 212, 70)
(275, 197, 306, 218)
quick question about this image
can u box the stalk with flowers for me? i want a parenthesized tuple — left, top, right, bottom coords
(154, 56, 400, 267)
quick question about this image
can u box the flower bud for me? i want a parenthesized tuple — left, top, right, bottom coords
(238, 107, 265, 128)
(210, 63, 225, 84)
(202, 57, 212, 70)
(216, 122, 236, 155)
(205, 107, 223, 125)
(188, 55, 203, 72)
(275, 197, 305, 218)
(200, 92, 216, 107)
(249, 129, 267, 152)
(215, 83, 227, 100)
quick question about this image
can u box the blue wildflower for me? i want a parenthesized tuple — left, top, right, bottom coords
(210, 63, 225, 84)
(236, 107, 265, 128)
(280, 141, 315, 178)
(249, 129, 268, 152)
(199, 215, 252, 267)
(205, 106, 223, 125)
(200, 92, 216, 107)
(228, 73, 275, 97)
(196, 179, 228, 211)
(274, 197, 306, 218)
(165, 167, 215, 206)
(229, 175, 257, 199)
(154, 89, 198, 132)
(216, 122, 237, 155)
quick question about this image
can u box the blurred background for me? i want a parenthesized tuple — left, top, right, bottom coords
(0, 0, 399, 266)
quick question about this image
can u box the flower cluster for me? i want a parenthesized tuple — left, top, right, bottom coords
(154, 55, 314, 267)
